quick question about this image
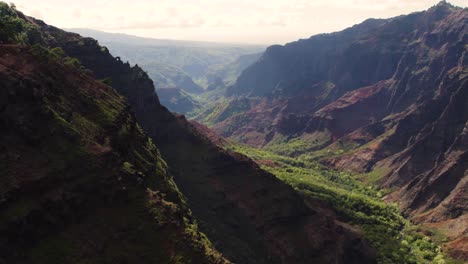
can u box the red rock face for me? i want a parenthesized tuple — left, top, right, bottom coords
(309, 80, 393, 139)
(207, 3, 468, 258)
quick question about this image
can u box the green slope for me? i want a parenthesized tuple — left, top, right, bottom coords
(229, 144, 459, 264)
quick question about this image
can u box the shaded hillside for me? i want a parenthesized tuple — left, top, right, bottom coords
(3, 4, 377, 264)
(0, 45, 228, 264)
(157, 87, 201, 114)
(207, 52, 264, 85)
(148, 62, 204, 94)
(201, 2, 468, 259)
(229, 17, 390, 98)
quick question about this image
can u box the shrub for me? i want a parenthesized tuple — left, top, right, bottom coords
(0, 2, 40, 44)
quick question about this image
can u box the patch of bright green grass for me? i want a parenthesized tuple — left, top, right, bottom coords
(264, 131, 332, 157)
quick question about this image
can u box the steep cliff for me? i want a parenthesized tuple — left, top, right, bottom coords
(0, 45, 228, 264)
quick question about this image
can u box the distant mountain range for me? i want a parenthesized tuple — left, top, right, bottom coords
(68, 28, 263, 47)
(69, 28, 265, 113)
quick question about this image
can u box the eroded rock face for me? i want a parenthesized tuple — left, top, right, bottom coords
(215, 2, 466, 148)
(202, 2, 467, 258)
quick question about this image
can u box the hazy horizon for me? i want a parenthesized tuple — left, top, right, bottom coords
(11, 0, 468, 45)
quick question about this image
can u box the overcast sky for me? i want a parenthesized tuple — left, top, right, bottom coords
(11, 0, 467, 45)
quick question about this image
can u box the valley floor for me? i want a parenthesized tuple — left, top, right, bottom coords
(228, 144, 462, 264)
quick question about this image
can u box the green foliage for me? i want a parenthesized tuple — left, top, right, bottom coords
(100, 77, 113, 86)
(30, 44, 92, 75)
(63, 56, 82, 68)
(299, 127, 397, 163)
(355, 166, 391, 187)
(50, 47, 65, 59)
(229, 143, 452, 264)
(264, 132, 332, 157)
(31, 44, 58, 59)
(122, 161, 137, 175)
(0, 2, 40, 44)
(192, 98, 252, 126)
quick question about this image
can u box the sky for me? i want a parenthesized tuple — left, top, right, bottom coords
(10, 0, 468, 45)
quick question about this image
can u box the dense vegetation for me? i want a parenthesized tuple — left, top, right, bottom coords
(0, 2, 40, 44)
(30, 45, 89, 71)
(229, 144, 460, 264)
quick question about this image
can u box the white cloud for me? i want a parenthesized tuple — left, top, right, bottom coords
(9, 0, 468, 44)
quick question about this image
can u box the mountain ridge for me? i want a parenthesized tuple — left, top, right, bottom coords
(68, 28, 266, 48)
(0, 44, 229, 263)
